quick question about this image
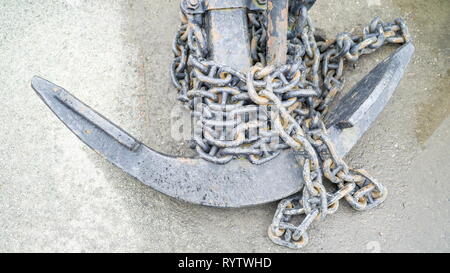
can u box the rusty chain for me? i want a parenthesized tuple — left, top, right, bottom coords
(171, 1, 409, 249)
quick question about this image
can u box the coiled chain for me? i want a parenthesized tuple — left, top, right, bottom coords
(171, 1, 409, 249)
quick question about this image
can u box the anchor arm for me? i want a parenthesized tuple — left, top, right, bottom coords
(32, 76, 302, 208)
(324, 43, 415, 157)
(31, 43, 413, 208)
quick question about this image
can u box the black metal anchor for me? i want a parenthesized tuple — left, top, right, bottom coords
(31, 0, 414, 208)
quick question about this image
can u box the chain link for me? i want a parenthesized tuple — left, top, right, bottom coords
(171, 1, 409, 249)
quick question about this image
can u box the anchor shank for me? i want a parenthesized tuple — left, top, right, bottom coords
(267, 0, 289, 65)
(207, 7, 251, 73)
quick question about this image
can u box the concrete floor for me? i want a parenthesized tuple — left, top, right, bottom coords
(0, 0, 449, 252)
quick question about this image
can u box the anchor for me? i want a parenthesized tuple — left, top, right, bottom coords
(31, 0, 414, 247)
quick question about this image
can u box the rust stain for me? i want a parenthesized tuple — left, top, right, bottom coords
(415, 71, 450, 145)
(267, 0, 288, 65)
(177, 157, 200, 165)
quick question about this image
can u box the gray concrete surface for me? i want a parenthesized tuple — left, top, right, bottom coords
(0, 0, 449, 252)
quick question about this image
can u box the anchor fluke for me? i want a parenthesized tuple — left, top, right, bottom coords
(31, 76, 303, 208)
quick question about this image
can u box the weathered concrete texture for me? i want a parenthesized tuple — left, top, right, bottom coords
(0, 0, 449, 252)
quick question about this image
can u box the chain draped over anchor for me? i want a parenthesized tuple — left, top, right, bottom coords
(171, 0, 410, 249)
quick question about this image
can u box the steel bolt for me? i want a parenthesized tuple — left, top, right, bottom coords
(187, 0, 200, 10)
